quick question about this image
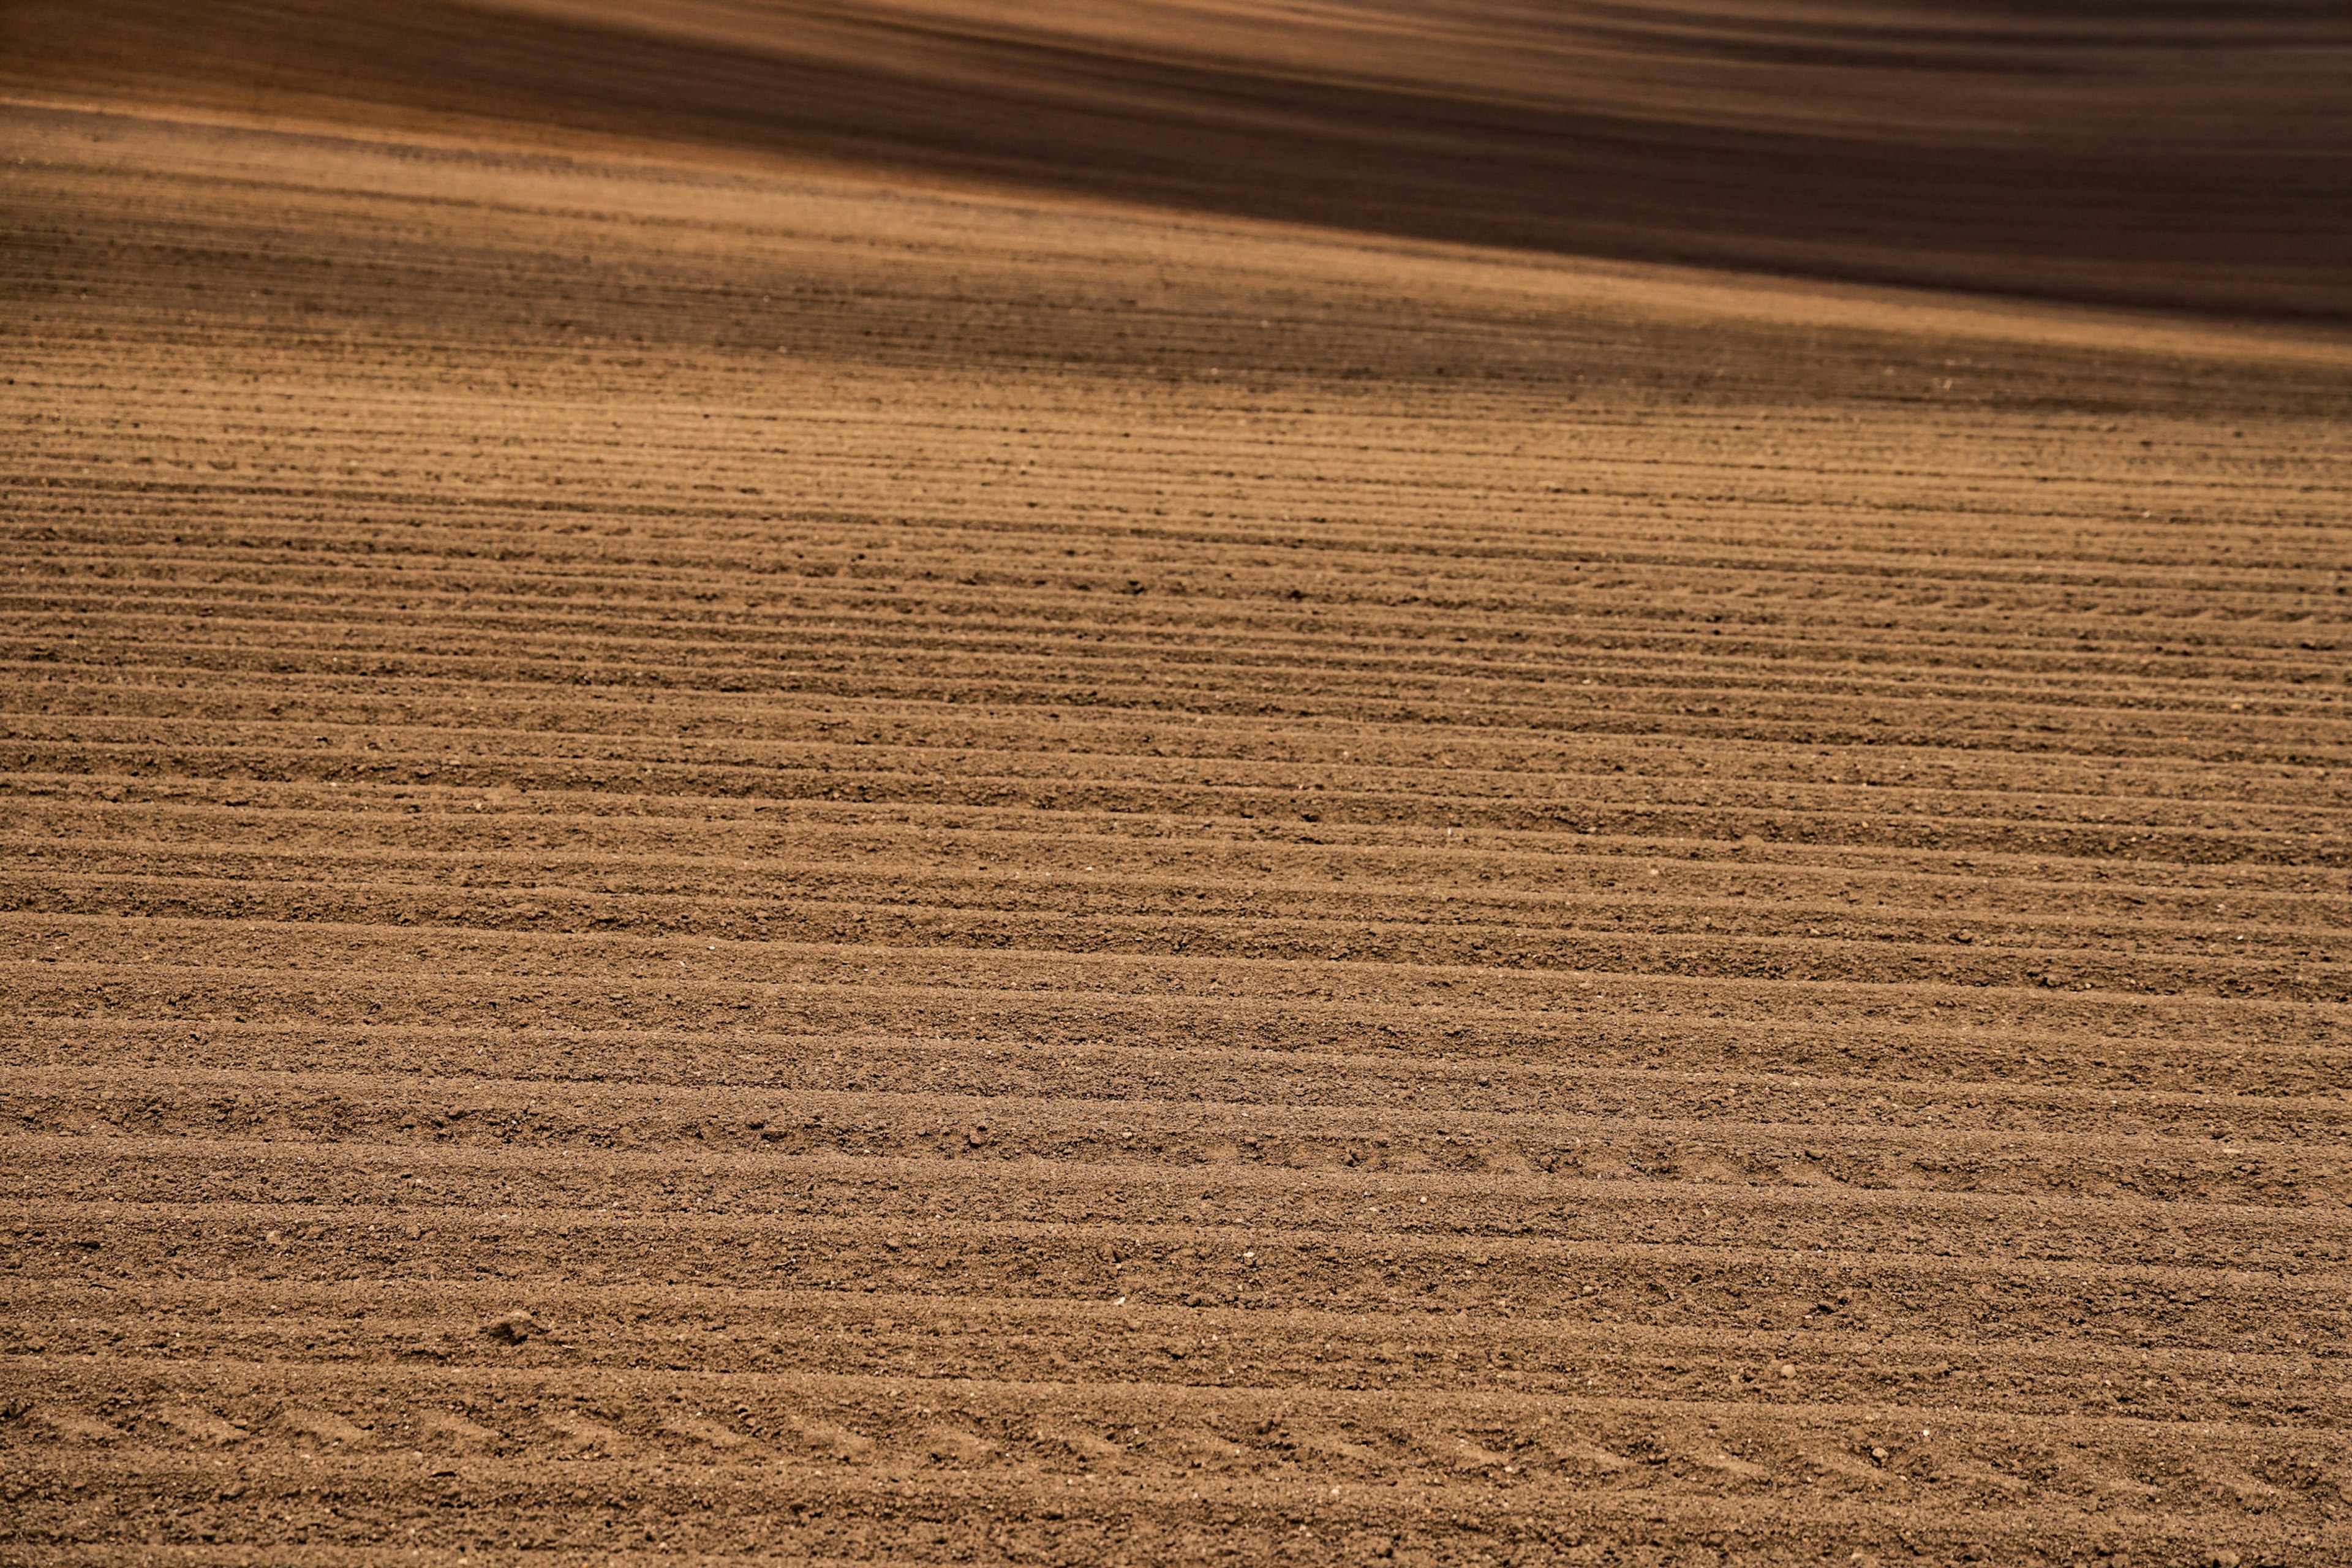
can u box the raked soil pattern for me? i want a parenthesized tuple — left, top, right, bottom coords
(4, 13, 2352, 1562)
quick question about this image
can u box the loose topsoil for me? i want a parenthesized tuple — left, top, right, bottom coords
(3, 43, 2351, 1568)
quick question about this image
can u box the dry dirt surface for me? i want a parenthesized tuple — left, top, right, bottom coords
(5, 7, 2352, 1567)
(5, 0, 2351, 317)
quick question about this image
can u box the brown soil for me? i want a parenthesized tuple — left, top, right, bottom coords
(5, 0, 2351, 318)
(4, 10, 2352, 1566)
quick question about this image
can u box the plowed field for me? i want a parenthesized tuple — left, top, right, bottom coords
(6, 34, 2352, 1568)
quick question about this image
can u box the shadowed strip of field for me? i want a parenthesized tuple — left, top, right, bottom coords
(3, 0, 2350, 316)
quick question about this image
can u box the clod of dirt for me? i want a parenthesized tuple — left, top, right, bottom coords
(1689, 1449, 1770, 1480)
(482, 1310, 541, 1344)
(545, 1415, 627, 1455)
(663, 1414, 757, 1452)
(281, 1408, 371, 1446)
(154, 1406, 248, 1446)
(31, 1407, 124, 1444)
(416, 1410, 499, 1450)
(791, 1419, 875, 1461)
(923, 1425, 1001, 1466)
(1040, 1425, 1123, 1460)
(1178, 1433, 1248, 1464)
(1297, 1430, 1381, 1464)
(1447, 1438, 1512, 1472)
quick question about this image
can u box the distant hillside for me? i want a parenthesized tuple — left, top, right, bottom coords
(6, 0, 2348, 317)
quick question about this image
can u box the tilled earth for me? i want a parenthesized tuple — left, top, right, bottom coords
(5, 94, 2352, 1568)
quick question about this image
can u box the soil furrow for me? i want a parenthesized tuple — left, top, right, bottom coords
(6, 86, 2348, 1564)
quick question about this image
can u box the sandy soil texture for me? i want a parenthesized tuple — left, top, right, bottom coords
(4, 7, 2352, 1564)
